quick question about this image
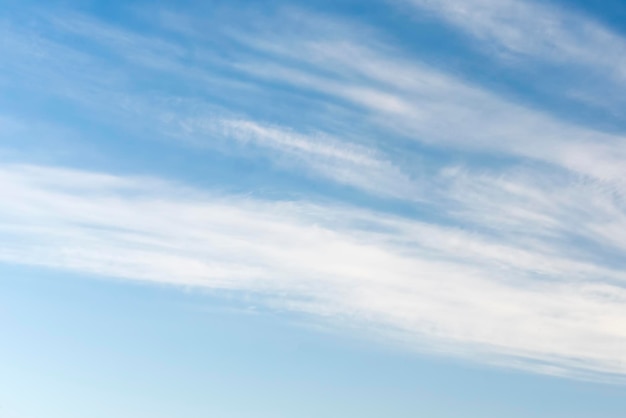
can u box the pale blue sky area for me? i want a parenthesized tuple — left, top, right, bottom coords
(2, 0, 626, 416)
(2, 266, 625, 418)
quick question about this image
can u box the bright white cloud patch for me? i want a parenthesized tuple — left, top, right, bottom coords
(2, 164, 626, 381)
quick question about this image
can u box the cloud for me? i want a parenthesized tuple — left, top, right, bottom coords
(178, 118, 418, 198)
(403, 0, 626, 67)
(222, 13, 626, 184)
(0, 12, 423, 200)
(402, 0, 626, 114)
(2, 163, 626, 381)
(3, 3, 626, 383)
(4, 6, 626, 190)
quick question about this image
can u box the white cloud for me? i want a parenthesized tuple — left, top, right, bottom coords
(3, 5, 626, 383)
(226, 19, 626, 184)
(0, 16, 420, 200)
(5, 7, 626, 191)
(178, 117, 418, 198)
(402, 0, 626, 112)
(2, 163, 626, 380)
(404, 0, 626, 68)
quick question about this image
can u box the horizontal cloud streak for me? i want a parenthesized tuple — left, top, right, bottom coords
(0, 14, 420, 200)
(404, 0, 626, 70)
(223, 14, 626, 183)
(5, 7, 626, 192)
(403, 0, 626, 115)
(2, 163, 626, 380)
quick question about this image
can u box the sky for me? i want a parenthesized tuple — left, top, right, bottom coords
(1, 0, 626, 416)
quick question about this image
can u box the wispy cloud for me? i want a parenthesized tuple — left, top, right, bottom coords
(402, 0, 626, 115)
(403, 0, 626, 68)
(178, 118, 418, 198)
(2, 163, 626, 380)
(221, 12, 626, 184)
(0, 11, 421, 199)
(3, 2, 626, 382)
(5, 7, 626, 189)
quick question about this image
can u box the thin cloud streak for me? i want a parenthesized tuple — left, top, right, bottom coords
(404, 0, 626, 71)
(182, 118, 418, 198)
(225, 16, 626, 184)
(402, 0, 626, 114)
(5, 8, 626, 191)
(0, 14, 419, 200)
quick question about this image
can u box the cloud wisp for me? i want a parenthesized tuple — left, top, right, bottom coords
(402, 0, 626, 115)
(220, 11, 626, 184)
(2, 163, 626, 381)
(4, 6, 626, 193)
(403, 0, 626, 70)
(3, 1, 626, 383)
(0, 12, 422, 200)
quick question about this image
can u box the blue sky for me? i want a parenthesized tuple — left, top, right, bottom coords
(2, 0, 626, 416)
